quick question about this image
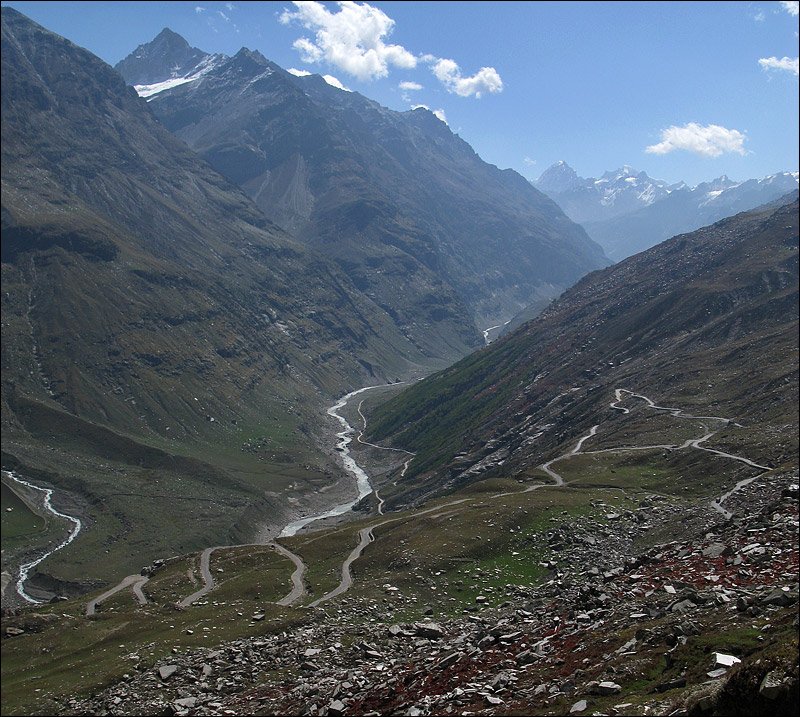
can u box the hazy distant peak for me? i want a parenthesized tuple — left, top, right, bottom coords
(535, 161, 581, 193)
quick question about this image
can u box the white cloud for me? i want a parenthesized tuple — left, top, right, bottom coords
(287, 67, 312, 76)
(645, 123, 747, 157)
(280, 1, 417, 81)
(753, 10, 766, 21)
(225, 2, 236, 10)
(195, 6, 205, 13)
(780, 1, 799, 15)
(758, 55, 800, 75)
(431, 58, 503, 98)
(279, 2, 500, 101)
(524, 156, 537, 167)
(293, 36, 324, 62)
(323, 74, 351, 91)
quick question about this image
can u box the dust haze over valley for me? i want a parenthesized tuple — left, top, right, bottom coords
(1, 3, 798, 717)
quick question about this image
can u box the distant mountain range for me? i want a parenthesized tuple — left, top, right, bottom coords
(534, 161, 798, 260)
(114, 32, 609, 334)
(368, 194, 799, 505)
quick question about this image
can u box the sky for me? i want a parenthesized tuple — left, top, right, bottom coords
(3, 1, 798, 185)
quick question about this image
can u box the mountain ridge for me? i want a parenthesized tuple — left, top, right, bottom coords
(115, 30, 609, 334)
(367, 195, 799, 506)
(0, 6, 449, 591)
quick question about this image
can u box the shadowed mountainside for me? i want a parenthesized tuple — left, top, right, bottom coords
(0, 7, 451, 590)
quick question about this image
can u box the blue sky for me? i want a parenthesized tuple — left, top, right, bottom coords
(4, 1, 798, 185)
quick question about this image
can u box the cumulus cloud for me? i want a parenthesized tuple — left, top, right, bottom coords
(645, 123, 747, 157)
(279, 2, 502, 100)
(323, 74, 351, 91)
(758, 55, 800, 75)
(280, 1, 417, 81)
(780, 0, 799, 15)
(287, 67, 313, 76)
(431, 58, 503, 98)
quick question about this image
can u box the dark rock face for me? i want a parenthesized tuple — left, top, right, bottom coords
(2, 6, 423, 436)
(117, 32, 609, 339)
(114, 28, 212, 86)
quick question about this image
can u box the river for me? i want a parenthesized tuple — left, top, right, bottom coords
(279, 386, 384, 537)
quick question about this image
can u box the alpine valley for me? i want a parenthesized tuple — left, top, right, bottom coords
(1, 7, 798, 717)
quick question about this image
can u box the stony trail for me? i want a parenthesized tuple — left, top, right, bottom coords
(84, 386, 770, 613)
(86, 575, 149, 616)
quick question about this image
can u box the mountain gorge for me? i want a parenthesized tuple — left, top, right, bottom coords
(535, 161, 798, 260)
(1, 9, 608, 594)
(115, 32, 608, 333)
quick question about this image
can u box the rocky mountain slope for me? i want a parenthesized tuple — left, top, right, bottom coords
(114, 27, 222, 92)
(0, 7, 448, 592)
(367, 196, 799, 505)
(535, 162, 799, 261)
(4, 442, 797, 716)
(115, 33, 609, 334)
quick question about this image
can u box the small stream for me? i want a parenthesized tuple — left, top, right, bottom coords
(2, 469, 83, 604)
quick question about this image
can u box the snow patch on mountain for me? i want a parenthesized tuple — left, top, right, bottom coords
(134, 53, 224, 99)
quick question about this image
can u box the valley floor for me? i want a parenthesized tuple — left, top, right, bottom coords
(1, 388, 798, 716)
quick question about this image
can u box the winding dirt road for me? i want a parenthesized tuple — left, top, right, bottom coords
(176, 542, 308, 609)
(273, 542, 307, 607)
(86, 575, 149, 616)
(82, 386, 771, 614)
(306, 387, 772, 607)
